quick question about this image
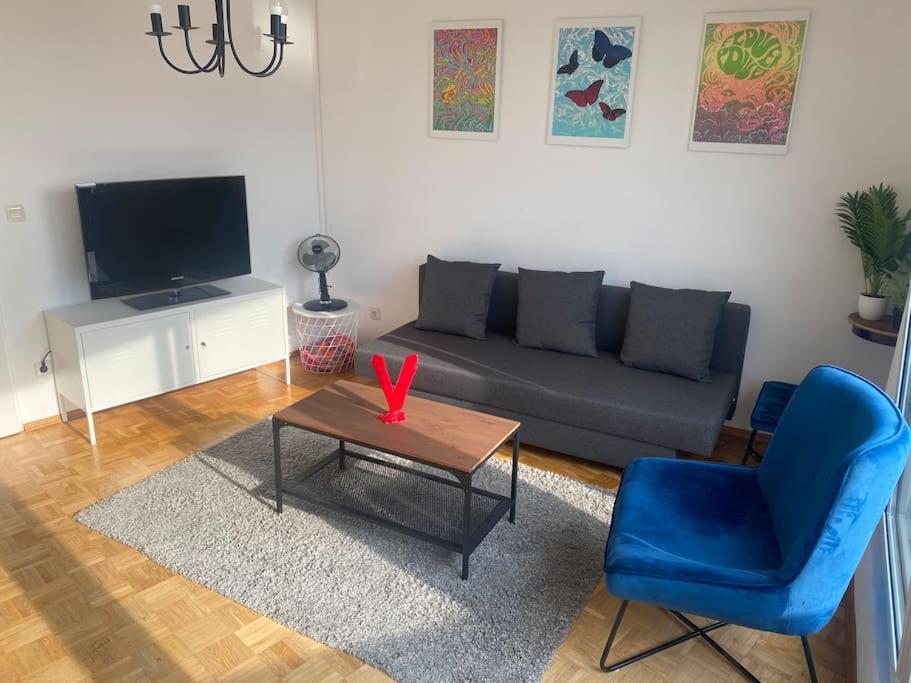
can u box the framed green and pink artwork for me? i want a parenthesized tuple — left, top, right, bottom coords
(429, 20, 503, 141)
(547, 17, 642, 148)
(689, 10, 810, 154)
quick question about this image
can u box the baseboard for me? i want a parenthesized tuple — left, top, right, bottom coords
(24, 410, 85, 432)
(23, 416, 57, 432)
(26, 404, 767, 440)
(720, 424, 770, 447)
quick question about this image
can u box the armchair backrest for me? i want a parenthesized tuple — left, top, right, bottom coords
(757, 366, 911, 628)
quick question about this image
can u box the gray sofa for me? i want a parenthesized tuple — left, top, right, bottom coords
(355, 267, 751, 468)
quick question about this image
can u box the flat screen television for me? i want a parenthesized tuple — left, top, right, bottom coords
(75, 176, 251, 308)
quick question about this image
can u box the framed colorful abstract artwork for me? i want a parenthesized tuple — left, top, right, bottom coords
(689, 10, 810, 154)
(429, 20, 503, 141)
(547, 17, 642, 148)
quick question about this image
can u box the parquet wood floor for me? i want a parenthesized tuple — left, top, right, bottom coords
(0, 359, 850, 681)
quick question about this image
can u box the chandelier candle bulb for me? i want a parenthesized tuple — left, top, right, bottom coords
(177, 4, 191, 29)
(150, 11, 164, 35)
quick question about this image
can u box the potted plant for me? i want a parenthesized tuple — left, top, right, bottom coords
(837, 184, 911, 320)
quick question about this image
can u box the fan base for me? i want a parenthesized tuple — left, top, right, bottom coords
(304, 298, 348, 312)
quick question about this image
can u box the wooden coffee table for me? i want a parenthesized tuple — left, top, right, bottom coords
(271, 380, 521, 579)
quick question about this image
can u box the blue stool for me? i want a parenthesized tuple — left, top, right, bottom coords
(740, 381, 798, 465)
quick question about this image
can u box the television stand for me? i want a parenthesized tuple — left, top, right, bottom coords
(44, 276, 291, 445)
(123, 284, 231, 311)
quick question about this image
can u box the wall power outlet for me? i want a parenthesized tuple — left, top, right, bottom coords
(369, 308, 381, 321)
(34, 359, 52, 377)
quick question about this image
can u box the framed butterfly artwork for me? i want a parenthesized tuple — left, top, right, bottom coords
(547, 17, 642, 148)
(688, 10, 811, 154)
(429, 20, 504, 141)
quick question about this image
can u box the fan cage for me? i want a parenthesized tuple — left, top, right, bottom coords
(295, 309, 359, 374)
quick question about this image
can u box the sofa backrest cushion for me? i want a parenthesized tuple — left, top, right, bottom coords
(418, 266, 750, 378)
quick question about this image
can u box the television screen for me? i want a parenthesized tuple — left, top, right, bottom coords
(75, 176, 251, 300)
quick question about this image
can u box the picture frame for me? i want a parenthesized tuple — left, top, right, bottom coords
(429, 20, 504, 141)
(687, 10, 811, 155)
(546, 17, 642, 148)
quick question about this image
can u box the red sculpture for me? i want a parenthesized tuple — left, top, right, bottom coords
(372, 353, 419, 424)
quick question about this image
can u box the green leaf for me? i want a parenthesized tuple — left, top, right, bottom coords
(837, 184, 911, 296)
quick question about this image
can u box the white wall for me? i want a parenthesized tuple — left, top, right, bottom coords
(0, 0, 323, 424)
(0, 304, 22, 437)
(316, 0, 911, 427)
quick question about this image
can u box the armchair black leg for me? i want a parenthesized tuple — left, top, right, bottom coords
(599, 602, 823, 682)
(599, 600, 628, 671)
(740, 428, 759, 465)
(600, 601, 729, 674)
(670, 612, 759, 683)
(801, 636, 818, 683)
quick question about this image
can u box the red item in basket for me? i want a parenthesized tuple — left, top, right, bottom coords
(300, 334, 356, 373)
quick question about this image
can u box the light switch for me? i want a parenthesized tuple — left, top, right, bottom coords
(5, 205, 26, 223)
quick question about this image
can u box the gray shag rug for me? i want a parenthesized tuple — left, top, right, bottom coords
(76, 420, 615, 682)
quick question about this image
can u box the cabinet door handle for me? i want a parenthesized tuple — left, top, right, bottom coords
(200, 341, 207, 348)
(185, 344, 190, 350)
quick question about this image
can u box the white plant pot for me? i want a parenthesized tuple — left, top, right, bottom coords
(858, 293, 888, 321)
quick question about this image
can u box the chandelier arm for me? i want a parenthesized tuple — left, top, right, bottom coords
(224, 0, 282, 77)
(183, 30, 218, 72)
(215, 0, 226, 77)
(255, 43, 281, 77)
(205, 52, 220, 72)
(263, 43, 285, 77)
(158, 36, 205, 75)
(253, 43, 284, 79)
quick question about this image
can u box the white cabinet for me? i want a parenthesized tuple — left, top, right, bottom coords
(194, 294, 286, 380)
(82, 312, 195, 411)
(45, 277, 290, 445)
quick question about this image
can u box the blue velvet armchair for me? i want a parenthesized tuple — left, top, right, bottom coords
(601, 366, 911, 681)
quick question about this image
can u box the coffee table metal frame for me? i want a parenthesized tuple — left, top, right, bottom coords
(272, 418, 520, 580)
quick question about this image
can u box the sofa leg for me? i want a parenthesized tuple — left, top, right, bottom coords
(801, 636, 818, 683)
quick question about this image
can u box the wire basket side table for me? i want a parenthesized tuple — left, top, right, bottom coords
(291, 302, 359, 374)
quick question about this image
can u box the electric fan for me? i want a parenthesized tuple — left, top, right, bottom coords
(297, 234, 347, 311)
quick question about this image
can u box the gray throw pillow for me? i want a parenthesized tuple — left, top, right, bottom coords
(415, 255, 501, 340)
(515, 268, 604, 357)
(620, 281, 731, 382)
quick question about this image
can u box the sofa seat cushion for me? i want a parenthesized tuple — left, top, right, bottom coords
(356, 323, 737, 454)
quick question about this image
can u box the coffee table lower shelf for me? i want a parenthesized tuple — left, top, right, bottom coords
(272, 420, 520, 580)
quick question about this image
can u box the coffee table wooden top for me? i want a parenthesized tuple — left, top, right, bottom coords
(273, 380, 520, 474)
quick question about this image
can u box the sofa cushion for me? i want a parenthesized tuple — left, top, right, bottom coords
(357, 323, 737, 454)
(515, 268, 604, 357)
(620, 281, 731, 382)
(415, 255, 501, 340)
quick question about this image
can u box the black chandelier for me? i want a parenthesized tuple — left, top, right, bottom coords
(146, 1, 292, 78)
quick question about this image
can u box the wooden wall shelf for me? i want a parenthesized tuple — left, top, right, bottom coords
(849, 312, 899, 347)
